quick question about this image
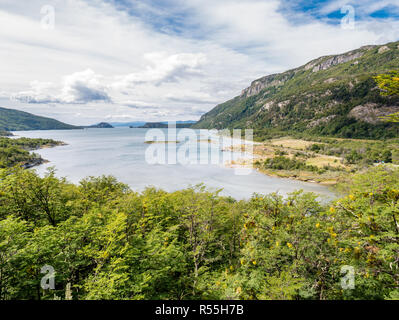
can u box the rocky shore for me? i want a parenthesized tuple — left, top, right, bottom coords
(22, 141, 66, 169)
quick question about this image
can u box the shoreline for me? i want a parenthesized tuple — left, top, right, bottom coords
(23, 142, 67, 169)
(221, 139, 347, 188)
(223, 157, 339, 186)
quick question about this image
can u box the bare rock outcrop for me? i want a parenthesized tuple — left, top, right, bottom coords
(348, 103, 399, 124)
(310, 51, 364, 72)
(241, 73, 291, 98)
(378, 46, 389, 54)
(307, 115, 337, 128)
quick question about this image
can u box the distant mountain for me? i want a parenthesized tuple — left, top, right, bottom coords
(87, 122, 114, 128)
(0, 107, 79, 131)
(168, 120, 197, 125)
(193, 41, 399, 139)
(139, 121, 196, 128)
(110, 121, 147, 127)
(111, 120, 196, 128)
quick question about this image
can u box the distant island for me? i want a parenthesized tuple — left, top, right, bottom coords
(86, 122, 114, 129)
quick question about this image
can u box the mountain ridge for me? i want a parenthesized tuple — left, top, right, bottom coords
(193, 41, 399, 139)
(0, 107, 79, 131)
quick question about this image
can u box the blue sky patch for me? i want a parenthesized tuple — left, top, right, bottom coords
(278, 0, 399, 25)
(370, 5, 399, 19)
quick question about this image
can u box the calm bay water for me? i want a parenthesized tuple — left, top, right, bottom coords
(13, 128, 336, 200)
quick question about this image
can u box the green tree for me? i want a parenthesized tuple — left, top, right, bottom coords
(0, 168, 71, 226)
(1, 166, 399, 300)
(375, 71, 399, 122)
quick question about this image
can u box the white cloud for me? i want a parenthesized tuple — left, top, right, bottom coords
(60, 69, 110, 104)
(1, 0, 399, 124)
(12, 70, 110, 104)
(11, 81, 58, 104)
(165, 91, 218, 104)
(113, 52, 207, 89)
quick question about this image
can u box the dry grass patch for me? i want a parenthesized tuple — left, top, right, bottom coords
(306, 155, 345, 168)
(270, 138, 315, 150)
(252, 145, 275, 157)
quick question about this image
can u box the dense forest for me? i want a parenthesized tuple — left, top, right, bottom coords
(0, 136, 63, 168)
(0, 166, 398, 300)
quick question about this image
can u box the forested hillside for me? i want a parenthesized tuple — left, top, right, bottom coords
(194, 41, 399, 139)
(0, 107, 79, 131)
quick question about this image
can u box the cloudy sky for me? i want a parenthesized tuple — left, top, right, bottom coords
(1, 0, 399, 125)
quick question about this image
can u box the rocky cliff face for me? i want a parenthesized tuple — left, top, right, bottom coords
(241, 73, 292, 98)
(240, 46, 375, 99)
(308, 51, 365, 72)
